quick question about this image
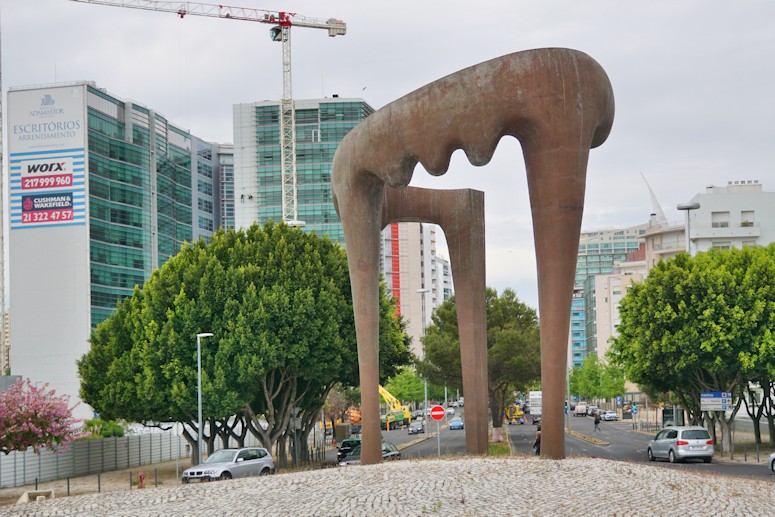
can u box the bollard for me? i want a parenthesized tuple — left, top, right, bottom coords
(744, 446, 747, 462)
(129, 471, 133, 490)
(757, 444, 760, 462)
(155, 468, 158, 487)
(67, 478, 71, 497)
(97, 474, 101, 494)
(138, 471, 145, 489)
(35, 477, 38, 491)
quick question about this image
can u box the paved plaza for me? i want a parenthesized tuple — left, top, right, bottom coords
(1, 456, 772, 516)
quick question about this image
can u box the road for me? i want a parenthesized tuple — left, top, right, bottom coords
(328, 410, 774, 480)
(509, 416, 774, 480)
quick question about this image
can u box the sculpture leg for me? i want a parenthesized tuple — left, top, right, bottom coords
(337, 177, 384, 465)
(524, 143, 590, 459)
(445, 191, 488, 455)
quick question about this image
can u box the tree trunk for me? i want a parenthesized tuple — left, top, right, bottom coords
(182, 428, 200, 466)
(717, 413, 733, 454)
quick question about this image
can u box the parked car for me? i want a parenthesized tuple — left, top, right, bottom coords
(339, 442, 401, 466)
(769, 451, 775, 473)
(446, 406, 455, 416)
(411, 410, 424, 420)
(602, 410, 618, 421)
(647, 426, 714, 463)
(349, 424, 362, 435)
(182, 447, 274, 483)
(449, 417, 464, 430)
(587, 405, 600, 416)
(408, 420, 425, 435)
(574, 404, 587, 417)
(337, 438, 362, 462)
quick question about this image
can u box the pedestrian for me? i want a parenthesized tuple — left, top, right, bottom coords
(533, 425, 541, 455)
(594, 413, 601, 432)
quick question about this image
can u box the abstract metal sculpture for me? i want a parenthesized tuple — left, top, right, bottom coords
(332, 48, 614, 463)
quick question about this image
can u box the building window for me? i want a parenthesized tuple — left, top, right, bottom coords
(711, 211, 729, 228)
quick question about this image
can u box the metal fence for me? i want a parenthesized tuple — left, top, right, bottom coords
(0, 430, 262, 489)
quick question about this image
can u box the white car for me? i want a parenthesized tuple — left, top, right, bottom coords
(647, 426, 714, 463)
(182, 447, 274, 483)
(446, 407, 455, 416)
(602, 410, 618, 421)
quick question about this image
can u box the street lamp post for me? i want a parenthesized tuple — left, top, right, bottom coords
(677, 202, 701, 255)
(417, 288, 430, 430)
(196, 332, 214, 464)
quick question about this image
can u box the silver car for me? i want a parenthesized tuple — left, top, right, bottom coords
(182, 447, 275, 483)
(647, 426, 714, 463)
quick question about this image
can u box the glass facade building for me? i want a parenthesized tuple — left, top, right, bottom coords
(233, 98, 373, 244)
(573, 225, 647, 364)
(85, 85, 220, 326)
(8, 81, 223, 418)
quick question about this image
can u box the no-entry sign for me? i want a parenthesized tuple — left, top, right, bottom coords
(430, 405, 446, 421)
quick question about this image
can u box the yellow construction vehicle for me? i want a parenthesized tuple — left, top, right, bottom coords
(505, 404, 524, 425)
(378, 385, 412, 430)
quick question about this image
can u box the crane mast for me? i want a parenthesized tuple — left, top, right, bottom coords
(69, 0, 347, 225)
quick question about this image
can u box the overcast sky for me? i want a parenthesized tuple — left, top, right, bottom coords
(3, 1, 773, 309)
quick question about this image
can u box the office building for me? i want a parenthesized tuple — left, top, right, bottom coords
(7, 82, 222, 417)
(232, 97, 373, 244)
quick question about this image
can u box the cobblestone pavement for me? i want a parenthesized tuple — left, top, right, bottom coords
(1, 456, 773, 516)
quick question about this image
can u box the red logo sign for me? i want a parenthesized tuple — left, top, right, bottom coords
(430, 405, 446, 421)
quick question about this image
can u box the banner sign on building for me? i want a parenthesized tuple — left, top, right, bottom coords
(9, 86, 86, 229)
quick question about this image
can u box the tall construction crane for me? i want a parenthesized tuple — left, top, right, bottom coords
(69, 0, 347, 226)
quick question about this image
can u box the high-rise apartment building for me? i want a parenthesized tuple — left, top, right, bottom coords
(381, 222, 453, 358)
(7, 82, 222, 417)
(233, 97, 374, 244)
(571, 225, 646, 367)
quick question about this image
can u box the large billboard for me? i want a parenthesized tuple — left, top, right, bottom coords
(8, 86, 87, 229)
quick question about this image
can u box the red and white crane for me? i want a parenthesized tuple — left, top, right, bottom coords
(69, 0, 347, 225)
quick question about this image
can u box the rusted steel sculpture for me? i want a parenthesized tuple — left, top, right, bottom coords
(332, 48, 615, 463)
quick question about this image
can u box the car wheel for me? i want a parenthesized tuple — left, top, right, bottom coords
(260, 468, 271, 476)
(219, 472, 233, 481)
(647, 448, 655, 462)
(703, 457, 712, 464)
(771, 460, 775, 473)
(668, 450, 677, 464)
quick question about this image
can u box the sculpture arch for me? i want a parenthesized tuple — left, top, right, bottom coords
(332, 48, 615, 464)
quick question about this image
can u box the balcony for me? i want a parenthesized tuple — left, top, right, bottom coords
(693, 221, 761, 239)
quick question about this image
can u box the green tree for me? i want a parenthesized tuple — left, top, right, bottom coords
(79, 223, 410, 464)
(417, 288, 541, 439)
(569, 354, 625, 401)
(610, 244, 775, 451)
(384, 368, 425, 404)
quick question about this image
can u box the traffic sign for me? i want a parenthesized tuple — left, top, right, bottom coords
(700, 392, 732, 411)
(430, 405, 446, 421)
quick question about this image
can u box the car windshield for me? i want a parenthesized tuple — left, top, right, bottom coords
(682, 430, 711, 440)
(205, 450, 237, 464)
(345, 445, 362, 458)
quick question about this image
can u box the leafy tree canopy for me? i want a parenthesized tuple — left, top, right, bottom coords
(79, 223, 410, 457)
(417, 287, 541, 427)
(610, 244, 775, 449)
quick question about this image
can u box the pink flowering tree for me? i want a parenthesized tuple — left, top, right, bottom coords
(0, 378, 89, 454)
